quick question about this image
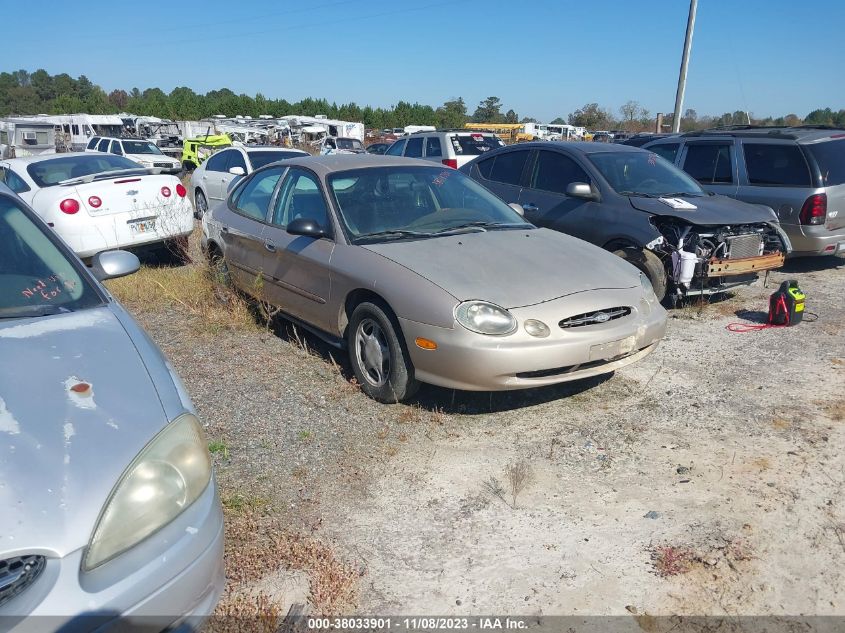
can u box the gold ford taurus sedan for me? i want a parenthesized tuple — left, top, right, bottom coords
(202, 155, 667, 403)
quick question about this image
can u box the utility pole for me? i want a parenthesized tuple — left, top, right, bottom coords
(672, 0, 698, 133)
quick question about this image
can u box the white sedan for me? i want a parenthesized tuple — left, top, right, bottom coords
(0, 152, 193, 259)
(190, 146, 308, 217)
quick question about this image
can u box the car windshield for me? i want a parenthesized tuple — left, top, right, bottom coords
(337, 138, 363, 151)
(328, 166, 533, 243)
(26, 155, 144, 187)
(588, 151, 706, 197)
(0, 196, 101, 318)
(450, 134, 504, 155)
(248, 150, 306, 169)
(121, 140, 163, 155)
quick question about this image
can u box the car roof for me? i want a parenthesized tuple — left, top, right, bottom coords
(500, 141, 644, 155)
(4, 151, 92, 165)
(679, 125, 845, 143)
(262, 154, 446, 176)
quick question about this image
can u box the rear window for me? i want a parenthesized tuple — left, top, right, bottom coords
(450, 134, 504, 156)
(26, 155, 142, 188)
(743, 143, 811, 186)
(488, 150, 530, 186)
(805, 138, 845, 187)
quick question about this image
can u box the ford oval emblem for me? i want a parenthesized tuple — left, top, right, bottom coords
(593, 312, 610, 323)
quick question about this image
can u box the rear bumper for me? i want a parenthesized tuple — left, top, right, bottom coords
(51, 202, 194, 258)
(782, 223, 845, 256)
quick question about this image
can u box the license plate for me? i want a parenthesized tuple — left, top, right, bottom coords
(589, 336, 636, 362)
(130, 219, 157, 235)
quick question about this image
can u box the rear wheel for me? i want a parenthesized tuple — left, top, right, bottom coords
(348, 301, 419, 403)
(195, 189, 208, 219)
(612, 247, 668, 302)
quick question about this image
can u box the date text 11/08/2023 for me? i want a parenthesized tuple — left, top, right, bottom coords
(306, 617, 529, 631)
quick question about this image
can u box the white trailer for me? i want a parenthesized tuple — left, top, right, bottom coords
(0, 118, 57, 158)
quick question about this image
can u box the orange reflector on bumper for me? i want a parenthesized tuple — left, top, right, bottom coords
(415, 337, 437, 350)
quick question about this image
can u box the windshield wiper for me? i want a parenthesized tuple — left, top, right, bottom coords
(433, 221, 531, 235)
(0, 304, 73, 319)
(659, 191, 705, 198)
(619, 191, 661, 198)
(354, 229, 433, 243)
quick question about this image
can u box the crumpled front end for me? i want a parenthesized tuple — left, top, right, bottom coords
(651, 217, 791, 298)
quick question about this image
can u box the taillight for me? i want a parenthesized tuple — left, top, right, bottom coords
(161, 186, 172, 197)
(799, 193, 827, 225)
(59, 199, 80, 215)
(442, 158, 458, 169)
(176, 183, 187, 197)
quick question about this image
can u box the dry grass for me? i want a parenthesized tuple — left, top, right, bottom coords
(216, 506, 359, 619)
(106, 260, 256, 335)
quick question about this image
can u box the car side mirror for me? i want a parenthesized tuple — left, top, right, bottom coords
(508, 202, 525, 216)
(90, 249, 140, 281)
(287, 217, 327, 238)
(566, 182, 598, 201)
(228, 166, 245, 176)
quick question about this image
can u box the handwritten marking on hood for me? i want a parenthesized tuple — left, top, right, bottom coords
(0, 310, 109, 339)
(185, 526, 198, 535)
(0, 397, 20, 435)
(65, 377, 96, 409)
(63, 422, 75, 441)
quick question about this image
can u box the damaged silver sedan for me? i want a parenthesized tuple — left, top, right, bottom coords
(0, 185, 223, 629)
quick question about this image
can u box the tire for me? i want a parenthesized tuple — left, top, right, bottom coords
(195, 189, 208, 219)
(347, 301, 419, 403)
(612, 247, 668, 302)
(183, 161, 196, 172)
(207, 246, 231, 287)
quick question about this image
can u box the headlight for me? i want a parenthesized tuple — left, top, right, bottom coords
(640, 272, 656, 301)
(83, 413, 211, 571)
(455, 301, 517, 335)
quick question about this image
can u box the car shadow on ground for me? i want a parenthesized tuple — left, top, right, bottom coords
(268, 318, 613, 414)
(780, 254, 844, 274)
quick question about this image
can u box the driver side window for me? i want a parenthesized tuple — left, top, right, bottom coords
(530, 150, 590, 195)
(271, 169, 330, 231)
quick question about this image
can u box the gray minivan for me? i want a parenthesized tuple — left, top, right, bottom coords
(643, 126, 845, 257)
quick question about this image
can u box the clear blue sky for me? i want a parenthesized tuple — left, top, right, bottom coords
(4, 0, 843, 121)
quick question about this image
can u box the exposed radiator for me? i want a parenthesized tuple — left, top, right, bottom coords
(726, 233, 763, 259)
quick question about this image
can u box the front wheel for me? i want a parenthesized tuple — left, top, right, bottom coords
(612, 247, 668, 302)
(348, 301, 419, 403)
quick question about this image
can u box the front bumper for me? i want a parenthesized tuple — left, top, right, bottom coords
(400, 289, 667, 391)
(2, 478, 225, 632)
(782, 222, 845, 257)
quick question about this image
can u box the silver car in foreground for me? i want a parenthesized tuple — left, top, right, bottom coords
(0, 184, 224, 630)
(202, 155, 667, 403)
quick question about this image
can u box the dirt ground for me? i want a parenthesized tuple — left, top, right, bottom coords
(111, 247, 845, 619)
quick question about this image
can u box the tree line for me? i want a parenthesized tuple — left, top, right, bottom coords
(1, 69, 842, 132)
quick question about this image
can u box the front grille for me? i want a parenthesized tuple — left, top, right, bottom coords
(0, 555, 46, 608)
(153, 162, 172, 168)
(726, 233, 763, 259)
(559, 307, 631, 329)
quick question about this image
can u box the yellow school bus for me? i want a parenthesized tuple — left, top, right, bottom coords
(463, 123, 533, 143)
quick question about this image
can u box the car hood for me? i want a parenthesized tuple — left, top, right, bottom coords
(628, 194, 778, 225)
(361, 227, 639, 309)
(0, 307, 168, 556)
(129, 154, 179, 164)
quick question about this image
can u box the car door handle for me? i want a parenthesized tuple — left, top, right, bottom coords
(522, 203, 539, 212)
(264, 240, 276, 252)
